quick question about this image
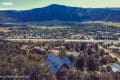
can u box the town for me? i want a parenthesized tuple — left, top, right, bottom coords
(0, 23, 120, 80)
(0, 23, 120, 40)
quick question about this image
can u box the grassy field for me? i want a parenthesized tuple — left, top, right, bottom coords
(81, 21, 120, 28)
(102, 22, 120, 27)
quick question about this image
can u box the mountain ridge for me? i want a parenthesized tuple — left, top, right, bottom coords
(0, 4, 120, 23)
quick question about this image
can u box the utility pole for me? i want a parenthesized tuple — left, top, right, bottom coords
(13, 67, 17, 80)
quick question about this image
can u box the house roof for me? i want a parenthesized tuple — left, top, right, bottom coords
(111, 63, 120, 72)
(62, 57, 72, 68)
(45, 54, 71, 74)
(45, 54, 64, 74)
(91, 48, 97, 53)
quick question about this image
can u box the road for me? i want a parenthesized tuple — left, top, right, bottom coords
(98, 45, 120, 61)
(5, 38, 120, 43)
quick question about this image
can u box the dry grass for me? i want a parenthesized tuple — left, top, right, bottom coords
(102, 22, 120, 27)
(0, 28, 11, 33)
(21, 45, 29, 50)
(81, 21, 120, 28)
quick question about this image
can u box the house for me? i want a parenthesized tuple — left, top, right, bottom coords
(87, 43, 97, 54)
(66, 51, 80, 57)
(87, 43, 93, 48)
(45, 54, 72, 79)
(109, 46, 120, 53)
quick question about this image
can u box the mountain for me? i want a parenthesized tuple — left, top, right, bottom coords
(0, 4, 120, 23)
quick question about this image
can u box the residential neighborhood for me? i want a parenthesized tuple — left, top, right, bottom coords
(0, 0, 120, 80)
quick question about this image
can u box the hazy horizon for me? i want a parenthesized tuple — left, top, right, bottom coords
(0, 0, 120, 10)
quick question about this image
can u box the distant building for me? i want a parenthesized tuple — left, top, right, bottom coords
(31, 47, 46, 55)
(54, 46, 65, 50)
(109, 46, 120, 53)
(91, 48, 97, 53)
(66, 51, 80, 57)
(87, 43, 97, 54)
(45, 54, 72, 79)
(70, 34, 88, 39)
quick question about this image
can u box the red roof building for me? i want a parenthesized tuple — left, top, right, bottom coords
(91, 48, 97, 53)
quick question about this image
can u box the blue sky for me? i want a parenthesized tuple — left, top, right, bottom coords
(0, 0, 120, 10)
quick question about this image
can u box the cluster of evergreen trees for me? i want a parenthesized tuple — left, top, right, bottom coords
(0, 40, 119, 80)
